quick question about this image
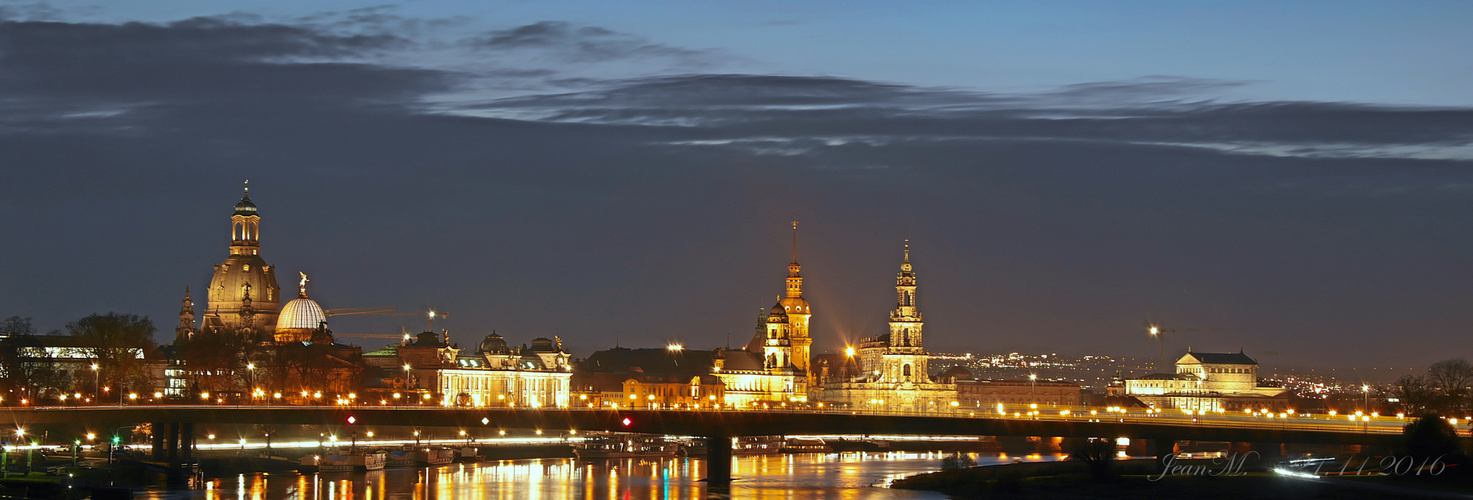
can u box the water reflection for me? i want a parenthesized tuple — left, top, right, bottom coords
(144, 452, 1064, 499)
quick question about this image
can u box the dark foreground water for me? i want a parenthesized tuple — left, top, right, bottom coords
(139, 452, 1066, 499)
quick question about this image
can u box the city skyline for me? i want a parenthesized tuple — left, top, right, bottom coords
(3, 2, 1473, 371)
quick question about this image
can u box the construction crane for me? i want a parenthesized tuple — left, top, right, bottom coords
(320, 308, 450, 342)
(1145, 323, 1225, 373)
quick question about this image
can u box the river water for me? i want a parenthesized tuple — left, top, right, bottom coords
(139, 452, 1066, 499)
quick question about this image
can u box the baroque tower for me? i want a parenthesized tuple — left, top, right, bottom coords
(858, 241, 930, 386)
(777, 222, 813, 379)
(175, 286, 195, 343)
(203, 182, 281, 335)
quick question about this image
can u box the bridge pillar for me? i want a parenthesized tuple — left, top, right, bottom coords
(167, 423, 180, 460)
(152, 423, 166, 460)
(996, 436, 1033, 455)
(1152, 439, 1178, 466)
(181, 423, 194, 460)
(704, 435, 732, 486)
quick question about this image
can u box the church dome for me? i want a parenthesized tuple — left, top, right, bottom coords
(274, 271, 325, 340)
(768, 302, 788, 319)
(478, 333, 511, 354)
(779, 296, 809, 314)
(234, 195, 257, 216)
(530, 337, 558, 352)
(276, 295, 326, 331)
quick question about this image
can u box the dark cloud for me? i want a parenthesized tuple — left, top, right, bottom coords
(0, 11, 1470, 372)
(468, 21, 719, 68)
(468, 74, 1473, 162)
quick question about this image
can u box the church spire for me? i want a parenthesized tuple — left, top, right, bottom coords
(787, 221, 801, 278)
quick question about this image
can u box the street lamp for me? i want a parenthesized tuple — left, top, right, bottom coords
(246, 363, 256, 404)
(90, 364, 99, 403)
(1029, 374, 1037, 404)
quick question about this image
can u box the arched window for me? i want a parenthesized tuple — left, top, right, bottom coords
(903, 364, 912, 378)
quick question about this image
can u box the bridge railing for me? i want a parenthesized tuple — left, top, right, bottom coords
(9, 403, 1408, 435)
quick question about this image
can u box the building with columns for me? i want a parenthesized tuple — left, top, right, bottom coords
(1115, 351, 1289, 412)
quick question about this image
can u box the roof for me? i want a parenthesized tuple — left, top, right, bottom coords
(720, 350, 765, 371)
(276, 296, 326, 331)
(363, 344, 399, 357)
(578, 347, 717, 377)
(1179, 352, 1258, 365)
(1133, 373, 1197, 381)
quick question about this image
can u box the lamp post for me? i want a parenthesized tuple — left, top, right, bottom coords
(246, 363, 256, 405)
(1029, 374, 1037, 405)
(90, 364, 99, 404)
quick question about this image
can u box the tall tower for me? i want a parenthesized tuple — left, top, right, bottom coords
(884, 241, 927, 384)
(203, 182, 282, 336)
(890, 240, 922, 349)
(778, 221, 813, 379)
(175, 286, 195, 343)
(763, 303, 792, 372)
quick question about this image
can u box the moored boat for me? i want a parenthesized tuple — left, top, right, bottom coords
(418, 448, 456, 466)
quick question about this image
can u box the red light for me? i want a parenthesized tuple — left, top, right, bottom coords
(347, 416, 357, 425)
(621, 417, 632, 427)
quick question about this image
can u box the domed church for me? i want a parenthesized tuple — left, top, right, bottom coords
(275, 272, 329, 343)
(197, 182, 282, 337)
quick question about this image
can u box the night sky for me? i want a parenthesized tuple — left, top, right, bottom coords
(2, 1, 1471, 373)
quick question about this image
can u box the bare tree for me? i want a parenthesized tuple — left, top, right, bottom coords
(68, 313, 157, 396)
(177, 327, 248, 393)
(1391, 375, 1436, 415)
(1427, 358, 1473, 415)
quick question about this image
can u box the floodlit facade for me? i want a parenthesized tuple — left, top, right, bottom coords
(1117, 351, 1288, 412)
(198, 183, 281, 338)
(435, 333, 572, 408)
(823, 243, 959, 411)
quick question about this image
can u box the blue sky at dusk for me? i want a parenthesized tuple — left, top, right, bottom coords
(2, 0, 1471, 374)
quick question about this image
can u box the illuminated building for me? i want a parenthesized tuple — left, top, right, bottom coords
(620, 374, 725, 409)
(197, 182, 281, 338)
(368, 332, 572, 407)
(823, 242, 957, 410)
(1115, 351, 1288, 411)
(273, 273, 328, 343)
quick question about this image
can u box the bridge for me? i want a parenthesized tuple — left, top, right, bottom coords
(1, 406, 1416, 484)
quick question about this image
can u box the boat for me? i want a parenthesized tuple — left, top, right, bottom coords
(779, 438, 831, 454)
(418, 448, 456, 466)
(302, 451, 388, 472)
(574, 433, 678, 459)
(387, 450, 417, 468)
(455, 447, 483, 462)
(733, 436, 784, 455)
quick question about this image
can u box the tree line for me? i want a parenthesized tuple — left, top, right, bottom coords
(1390, 358, 1473, 417)
(0, 313, 156, 401)
(1, 313, 366, 403)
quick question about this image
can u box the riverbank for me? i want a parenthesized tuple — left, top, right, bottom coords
(890, 460, 1438, 499)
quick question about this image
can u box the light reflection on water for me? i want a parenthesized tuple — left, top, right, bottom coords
(141, 453, 1065, 499)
